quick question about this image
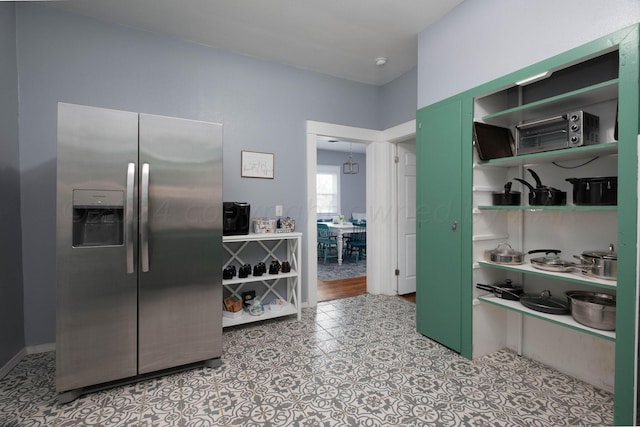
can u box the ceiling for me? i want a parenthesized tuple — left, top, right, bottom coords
(48, 0, 463, 86)
(316, 136, 366, 154)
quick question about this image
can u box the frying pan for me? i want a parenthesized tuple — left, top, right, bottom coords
(520, 290, 569, 314)
(476, 280, 523, 301)
(528, 249, 584, 273)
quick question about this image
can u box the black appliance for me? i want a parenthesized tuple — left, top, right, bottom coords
(223, 202, 250, 235)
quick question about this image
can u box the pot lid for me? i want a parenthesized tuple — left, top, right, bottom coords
(528, 250, 575, 266)
(491, 279, 523, 291)
(520, 290, 569, 314)
(491, 243, 522, 255)
(531, 256, 576, 267)
(583, 244, 617, 260)
(566, 291, 616, 307)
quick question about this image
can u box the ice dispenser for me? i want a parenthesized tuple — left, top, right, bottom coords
(72, 189, 124, 247)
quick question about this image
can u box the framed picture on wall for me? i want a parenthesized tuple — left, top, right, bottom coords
(241, 150, 274, 179)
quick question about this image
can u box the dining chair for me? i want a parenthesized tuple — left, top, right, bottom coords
(344, 223, 366, 264)
(317, 223, 338, 264)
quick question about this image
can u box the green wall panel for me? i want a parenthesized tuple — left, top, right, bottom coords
(416, 100, 463, 352)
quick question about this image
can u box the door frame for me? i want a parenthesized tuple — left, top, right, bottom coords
(306, 119, 416, 306)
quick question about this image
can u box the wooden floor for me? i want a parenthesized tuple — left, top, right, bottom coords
(317, 276, 416, 303)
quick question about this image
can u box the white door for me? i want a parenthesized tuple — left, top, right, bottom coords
(396, 141, 416, 295)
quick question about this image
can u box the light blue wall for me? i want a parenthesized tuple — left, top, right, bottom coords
(379, 67, 417, 129)
(14, 3, 415, 346)
(0, 3, 25, 364)
(418, 0, 640, 108)
(317, 150, 367, 219)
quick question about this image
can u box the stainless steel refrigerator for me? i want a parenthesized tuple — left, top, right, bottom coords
(56, 103, 223, 402)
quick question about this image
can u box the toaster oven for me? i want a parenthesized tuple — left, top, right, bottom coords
(516, 111, 599, 155)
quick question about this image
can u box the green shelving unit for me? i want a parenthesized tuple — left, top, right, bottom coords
(416, 24, 639, 425)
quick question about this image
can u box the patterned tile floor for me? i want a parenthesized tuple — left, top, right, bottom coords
(0, 294, 613, 426)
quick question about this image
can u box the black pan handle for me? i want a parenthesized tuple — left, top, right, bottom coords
(499, 288, 522, 301)
(527, 249, 561, 255)
(504, 181, 512, 194)
(514, 178, 535, 192)
(527, 169, 544, 188)
(475, 283, 496, 292)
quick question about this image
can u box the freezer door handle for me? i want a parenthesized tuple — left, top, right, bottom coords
(141, 163, 150, 272)
(126, 163, 135, 274)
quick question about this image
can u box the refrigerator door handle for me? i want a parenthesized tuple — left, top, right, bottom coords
(141, 163, 150, 272)
(126, 162, 135, 274)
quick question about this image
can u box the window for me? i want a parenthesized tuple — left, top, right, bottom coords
(317, 165, 340, 215)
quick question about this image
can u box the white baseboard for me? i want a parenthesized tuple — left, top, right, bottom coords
(0, 343, 56, 380)
(0, 348, 26, 379)
(26, 343, 56, 354)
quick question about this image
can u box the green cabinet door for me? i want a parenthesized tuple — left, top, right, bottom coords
(416, 99, 466, 353)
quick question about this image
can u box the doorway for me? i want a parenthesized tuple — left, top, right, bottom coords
(316, 140, 367, 302)
(316, 139, 367, 277)
(306, 120, 416, 307)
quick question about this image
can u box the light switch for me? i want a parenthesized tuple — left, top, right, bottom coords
(275, 205, 283, 216)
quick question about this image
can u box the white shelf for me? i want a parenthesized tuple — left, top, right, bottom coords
(475, 142, 618, 169)
(472, 185, 501, 192)
(478, 260, 617, 290)
(472, 234, 509, 242)
(223, 270, 299, 286)
(479, 79, 619, 126)
(222, 232, 302, 327)
(223, 232, 302, 242)
(223, 304, 298, 327)
(478, 295, 615, 342)
(477, 205, 617, 212)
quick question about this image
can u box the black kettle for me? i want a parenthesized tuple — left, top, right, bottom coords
(514, 169, 566, 206)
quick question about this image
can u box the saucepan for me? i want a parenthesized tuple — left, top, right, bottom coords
(565, 176, 617, 206)
(492, 181, 521, 206)
(514, 169, 567, 206)
(484, 243, 525, 265)
(566, 291, 616, 330)
(574, 244, 617, 281)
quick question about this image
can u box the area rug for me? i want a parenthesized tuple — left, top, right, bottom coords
(317, 258, 366, 281)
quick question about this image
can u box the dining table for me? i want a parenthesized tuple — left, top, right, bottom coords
(325, 222, 358, 265)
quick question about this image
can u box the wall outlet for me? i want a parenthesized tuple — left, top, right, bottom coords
(275, 205, 283, 217)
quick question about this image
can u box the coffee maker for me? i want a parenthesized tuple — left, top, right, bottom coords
(223, 202, 250, 235)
